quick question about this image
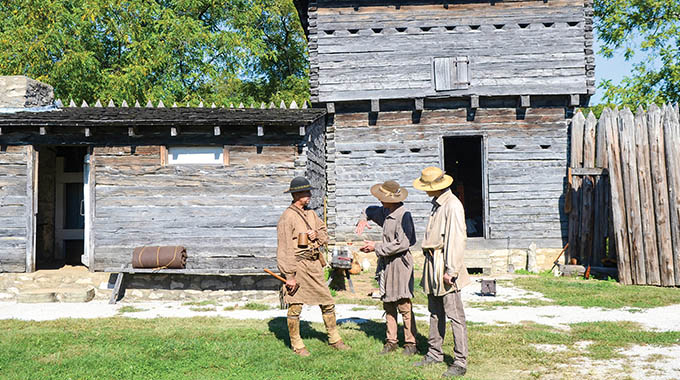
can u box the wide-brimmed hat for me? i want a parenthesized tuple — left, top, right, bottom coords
(370, 180, 408, 203)
(284, 177, 314, 193)
(413, 167, 453, 191)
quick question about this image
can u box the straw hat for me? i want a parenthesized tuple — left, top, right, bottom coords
(370, 180, 408, 203)
(413, 167, 453, 191)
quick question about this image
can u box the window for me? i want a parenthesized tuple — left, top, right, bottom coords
(167, 146, 224, 165)
(432, 56, 470, 91)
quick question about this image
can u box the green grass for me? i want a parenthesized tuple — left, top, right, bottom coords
(189, 306, 216, 312)
(182, 300, 218, 307)
(117, 306, 146, 313)
(0, 318, 677, 380)
(243, 302, 272, 311)
(511, 274, 680, 309)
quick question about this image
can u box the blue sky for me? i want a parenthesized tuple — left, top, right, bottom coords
(591, 34, 653, 105)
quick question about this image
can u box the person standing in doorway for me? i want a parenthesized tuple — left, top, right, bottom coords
(412, 167, 471, 378)
(276, 177, 350, 357)
(356, 180, 418, 356)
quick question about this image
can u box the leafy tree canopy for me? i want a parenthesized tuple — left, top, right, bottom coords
(595, 0, 680, 107)
(0, 0, 309, 106)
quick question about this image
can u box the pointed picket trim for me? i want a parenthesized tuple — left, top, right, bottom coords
(238, 102, 244, 109)
(55, 99, 64, 108)
(69, 99, 76, 107)
(121, 100, 129, 107)
(134, 100, 141, 108)
(81, 100, 89, 107)
(94, 100, 102, 107)
(198, 101, 204, 108)
(172, 102, 178, 108)
(280, 100, 286, 109)
(211, 103, 216, 108)
(260, 102, 266, 109)
(107, 99, 115, 107)
(157, 100, 165, 108)
(302, 100, 308, 109)
(290, 100, 298, 109)
(269, 102, 276, 109)
(145, 100, 154, 108)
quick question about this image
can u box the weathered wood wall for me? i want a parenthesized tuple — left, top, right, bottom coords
(308, 0, 594, 102)
(92, 121, 326, 272)
(0, 146, 29, 272)
(327, 102, 568, 249)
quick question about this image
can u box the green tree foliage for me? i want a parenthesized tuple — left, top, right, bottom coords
(0, 0, 309, 105)
(595, 0, 680, 107)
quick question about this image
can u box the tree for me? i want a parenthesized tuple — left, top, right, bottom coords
(595, 0, 680, 107)
(0, 0, 309, 105)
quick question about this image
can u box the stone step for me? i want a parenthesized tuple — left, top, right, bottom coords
(16, 286, 95, 303)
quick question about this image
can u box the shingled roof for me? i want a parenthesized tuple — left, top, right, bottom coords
(0, 106, 326, 128)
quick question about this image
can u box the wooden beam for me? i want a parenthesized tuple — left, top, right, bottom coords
(326, 102, 335, 114)
(39, 127, 47, 135)
(257, 126, 264, 136)
(571, 167, 607, 176)
(170, 127, 180, 137)
(128, 127, 137, 137)
(570, 94, 580, 107)
(414, 98, 424, 111)
(470, 95, 480, 109)
(520, 95, 530, 108)
(299, 126, 306, 136)
(371, 99, 380, 113)
(160, 146, 168, 166)
(84, 128, 91, 137)
(223, 146, 230, 166)
(0, 127, 3, 136)
(213, 126, 221, 136)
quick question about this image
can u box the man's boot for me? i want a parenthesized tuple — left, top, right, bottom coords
(321, 305, 350, 350)
(380, 342, 399, 354)
(287, 317, 309, 357)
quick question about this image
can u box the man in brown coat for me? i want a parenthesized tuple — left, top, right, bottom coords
(277, 177, 350, 357)
(412, 167, 471, 378)
(356, 180, 418, 355)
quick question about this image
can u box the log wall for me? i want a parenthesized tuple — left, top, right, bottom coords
(0, 146, 29, 272)
(92, 121, 326, 272)
(327, 103, 569, 249)
(308, 0, 594, 102)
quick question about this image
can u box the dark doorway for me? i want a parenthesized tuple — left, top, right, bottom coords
(36, 146, 87, 269)
(443, 136, 485, 237)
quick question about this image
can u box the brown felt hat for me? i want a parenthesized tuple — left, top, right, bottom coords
(370, 180, 408, 203)
(413, 167, 453, 191)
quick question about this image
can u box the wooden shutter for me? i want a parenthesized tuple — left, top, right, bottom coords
(433, 56, 469, 91)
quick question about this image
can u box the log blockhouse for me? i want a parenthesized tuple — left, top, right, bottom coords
(294, 0, 594, 272)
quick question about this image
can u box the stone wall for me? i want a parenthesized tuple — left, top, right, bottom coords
(0, 76, 54, 108)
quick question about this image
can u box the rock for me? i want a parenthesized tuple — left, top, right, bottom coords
(200, 279, 223, 290)
(56, 287, 95, 303)
(527, 242, 538, 273)
(148, 292, 163, 300)
(170, 281, 185, 290)
(17, 290, 57, 303)
(130, 290, 144, 298)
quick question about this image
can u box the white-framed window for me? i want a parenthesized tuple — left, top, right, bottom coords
(167, 146, 224, 165)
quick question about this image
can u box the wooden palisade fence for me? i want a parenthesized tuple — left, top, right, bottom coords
(569, 105, 680, 286)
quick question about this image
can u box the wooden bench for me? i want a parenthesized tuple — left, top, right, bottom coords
(105, 265, 278, 304)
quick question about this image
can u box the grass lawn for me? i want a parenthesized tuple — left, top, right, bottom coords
(1, 317, 679, 380)
(511, 273, 680, 309)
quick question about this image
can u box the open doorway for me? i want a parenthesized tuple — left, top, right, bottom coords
(36, 146, 88, 269)
(443, 136, 485, 238)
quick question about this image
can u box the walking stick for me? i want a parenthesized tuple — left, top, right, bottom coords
(264, 268, 299, 296)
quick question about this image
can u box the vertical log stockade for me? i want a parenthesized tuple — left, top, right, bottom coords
(570, 105, 680, 286)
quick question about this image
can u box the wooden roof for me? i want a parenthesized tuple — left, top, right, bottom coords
(0, 107, 326, 128)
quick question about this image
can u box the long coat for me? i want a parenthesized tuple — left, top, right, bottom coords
(421, 189, 471, 296)
(364, 204, 417, 303)
(276, 205, 333, 305)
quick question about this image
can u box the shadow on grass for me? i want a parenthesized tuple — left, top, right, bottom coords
(268, 317, 329, 348)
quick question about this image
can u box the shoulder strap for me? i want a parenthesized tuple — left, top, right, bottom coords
(288, 206, 313, 230)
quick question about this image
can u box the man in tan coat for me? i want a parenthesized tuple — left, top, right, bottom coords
(277, 176, 350, 357)
(412, 167, 471, 378)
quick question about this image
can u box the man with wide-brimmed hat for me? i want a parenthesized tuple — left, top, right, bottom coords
(412, 167, 471, 378)
(356, 180, 418, 356)
(277, 176, 350, 357)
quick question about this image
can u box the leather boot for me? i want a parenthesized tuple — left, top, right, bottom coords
(380, 342, 398, 355)
(287, 317, 307, 355)
(321, 311, 343, 346)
